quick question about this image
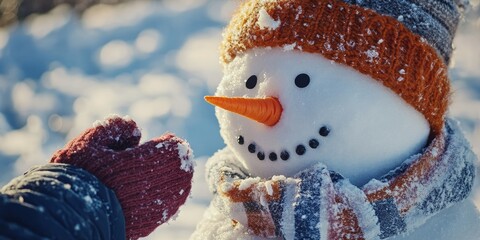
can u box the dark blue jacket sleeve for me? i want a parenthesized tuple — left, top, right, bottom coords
(0, 163, 125, 240)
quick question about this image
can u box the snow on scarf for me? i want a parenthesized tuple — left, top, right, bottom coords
(206, 119, 476, 239)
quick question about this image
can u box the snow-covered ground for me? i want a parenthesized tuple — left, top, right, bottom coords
(0, 0, 479, 239)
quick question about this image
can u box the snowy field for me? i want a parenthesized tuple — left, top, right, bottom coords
(0, 0, 479, 239)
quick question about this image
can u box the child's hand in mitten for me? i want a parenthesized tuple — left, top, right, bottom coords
(50, 115, 194, 239)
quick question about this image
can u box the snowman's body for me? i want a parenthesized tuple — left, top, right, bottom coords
(191, 48, 479, 239)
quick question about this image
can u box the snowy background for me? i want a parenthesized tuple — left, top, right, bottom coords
(0, 0, 479, 239)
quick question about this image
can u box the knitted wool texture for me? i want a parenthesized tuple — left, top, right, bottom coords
(212, 119, 475, 239)
(50, 116, 194, 240)
(221, 0, 457, 136)
(342, 0, 462, 64)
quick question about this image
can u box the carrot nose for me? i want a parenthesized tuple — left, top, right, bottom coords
(205, 96, 283, 126)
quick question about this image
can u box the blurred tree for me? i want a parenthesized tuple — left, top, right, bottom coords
(0, 0, 19, 26)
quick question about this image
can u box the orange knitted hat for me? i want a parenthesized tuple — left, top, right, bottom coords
(221, 0, 457, 136)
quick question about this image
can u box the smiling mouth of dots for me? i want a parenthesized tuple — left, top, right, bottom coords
(237, 125, 331, 161)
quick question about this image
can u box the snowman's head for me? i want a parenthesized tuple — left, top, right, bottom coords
(209, 48, 431, 185)
(207, 0, 457, 185)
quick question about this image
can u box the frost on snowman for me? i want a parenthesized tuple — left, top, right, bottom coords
(191, 0, 478, 240)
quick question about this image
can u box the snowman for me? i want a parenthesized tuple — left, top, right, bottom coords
(191, 0, 479, 239)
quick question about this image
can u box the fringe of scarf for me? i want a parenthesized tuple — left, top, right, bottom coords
(206, 119, 476, 239)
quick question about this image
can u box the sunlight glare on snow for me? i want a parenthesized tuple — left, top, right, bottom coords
(135, 29, 163, 54)
(0, 29, 9, 51)
(42, 67, 99, 96)
(139, 73, 186, 96)
(25, 5, 70, 39)
(98, 40, 135, 68)
(171, 95, 192, 117)
(48, 114, 65, 133)
(206, 1, 240, 23)
(137, 74, 192, 118)
(175, 28, 222, 91)
(12, 82, 57, 119)
(0, 116, 43, 156)
(162, 0, 207, 12)
(450, 88, 480, 197)
(129, 97, 172, 122)
(0, 116, 48, 174)
(38, 64, 195, 143)
(451, 29, 480, 77)
(450, 23, 480, 159)
(450, 85, 480, 126)
(12, 82, 34, 116)
(82, 1, 155, 30)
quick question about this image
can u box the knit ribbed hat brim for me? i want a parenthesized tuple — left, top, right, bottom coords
(221, 0, 451, 135)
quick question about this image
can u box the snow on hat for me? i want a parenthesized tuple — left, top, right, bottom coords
(221, 0, 464, 135)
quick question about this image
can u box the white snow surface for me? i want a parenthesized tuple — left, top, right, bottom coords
(238, 177, 261, 190)
(0, 1, 479, 239)
(178, 141, 195, 172)
(257, 8, 281, 30)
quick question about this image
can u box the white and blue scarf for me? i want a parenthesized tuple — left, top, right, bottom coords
(206, 119, 476, 239)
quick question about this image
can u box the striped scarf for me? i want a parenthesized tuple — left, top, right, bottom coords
(206, 119, 476, 239)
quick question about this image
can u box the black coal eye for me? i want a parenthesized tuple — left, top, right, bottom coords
(319, 126, 330, 137)
(246, 75, 257, 89)
(295, 73, 310, 88)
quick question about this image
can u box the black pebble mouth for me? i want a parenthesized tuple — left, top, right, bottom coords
(236, 126, 331, 161)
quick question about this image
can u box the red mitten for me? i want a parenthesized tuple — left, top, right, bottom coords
(50, 115, 194, 239)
